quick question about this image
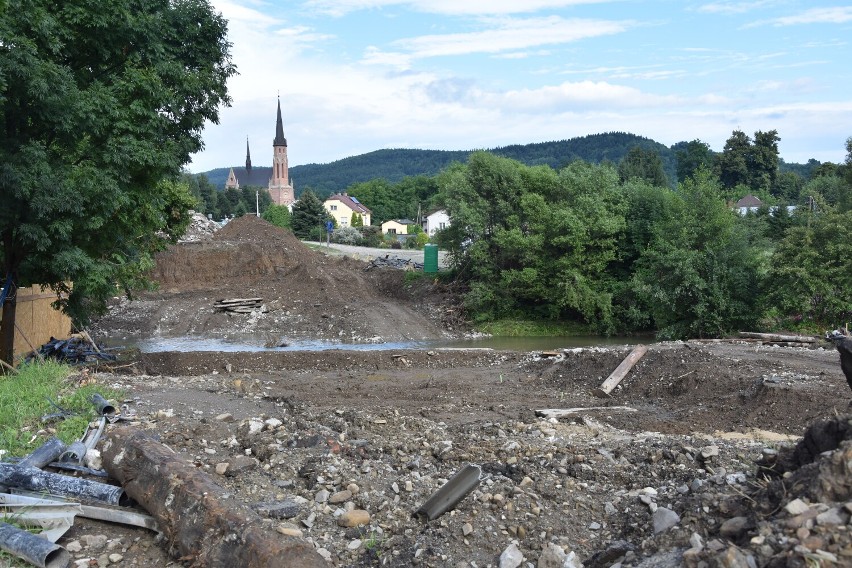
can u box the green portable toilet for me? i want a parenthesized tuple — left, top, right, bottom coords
(423, 244, 439, 273)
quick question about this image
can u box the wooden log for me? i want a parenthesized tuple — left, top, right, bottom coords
(738, 332, 817, 343)
(536, 406, 638, 419)
(101, 426, 327, 568)
(593, 345, 649, 398)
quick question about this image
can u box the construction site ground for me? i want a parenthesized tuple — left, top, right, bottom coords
(58, 215, 852, 568)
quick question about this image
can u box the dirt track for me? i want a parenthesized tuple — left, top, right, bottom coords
(71, 216, 852, 568)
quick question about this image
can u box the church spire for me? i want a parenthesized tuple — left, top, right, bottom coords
(273, 96, 287, 147)
(245, 137, 252, 174)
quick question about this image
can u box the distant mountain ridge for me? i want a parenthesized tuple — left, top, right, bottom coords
(197, 132, 809, 197)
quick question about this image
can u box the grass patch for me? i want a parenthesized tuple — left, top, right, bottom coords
(0, 361, 125, 458)
(475, 319, 593, 337)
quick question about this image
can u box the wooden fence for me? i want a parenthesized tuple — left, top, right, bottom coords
(0, 285, 71, 361)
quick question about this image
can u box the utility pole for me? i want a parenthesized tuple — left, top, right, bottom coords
(256, 190, 260, 217)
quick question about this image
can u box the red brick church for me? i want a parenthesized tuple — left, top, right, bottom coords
(225, 97, 295, 206)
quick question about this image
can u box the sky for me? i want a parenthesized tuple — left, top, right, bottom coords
(187, 0, 852, 173)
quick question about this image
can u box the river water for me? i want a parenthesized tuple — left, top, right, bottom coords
(121, 334, 651, 353)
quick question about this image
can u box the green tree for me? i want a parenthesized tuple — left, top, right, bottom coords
(764, 207, 852, 326)
(750, 130, 780, 194)
(0, 0, 234, 363)
(716, 129, 752, 189)
(617, 146, 668, 187)
(290, 190, 328, 239)
(675, 139, 714, 183)
(630, 170, 762, 339)
(262, 204, 292, 229)
(351, 212, 363, 227)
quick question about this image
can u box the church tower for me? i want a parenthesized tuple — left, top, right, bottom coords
(267, 97, 295, 206)
(245, 137, 252, 177)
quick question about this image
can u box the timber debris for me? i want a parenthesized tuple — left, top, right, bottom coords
(214, 297, 265, 314)
(29, 336, 117, 365)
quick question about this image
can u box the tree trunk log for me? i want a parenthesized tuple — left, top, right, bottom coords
(101, 426, 327, 568)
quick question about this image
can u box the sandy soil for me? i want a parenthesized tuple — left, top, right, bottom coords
(52, 216, 852, 568)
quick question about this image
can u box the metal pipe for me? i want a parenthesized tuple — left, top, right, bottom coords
(59, 441, 87, 465)
(0, 521, 71, 568)
(18, 437, 67, 469)
(414, 464, 483, 521)
(82, 417, 106, 452)
(0, 463, 129, 507)
(90, 393, 115, 417)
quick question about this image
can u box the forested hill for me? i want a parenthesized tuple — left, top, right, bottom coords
(200, 132, 679, 196)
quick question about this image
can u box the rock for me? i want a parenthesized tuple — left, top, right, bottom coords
(462, 522, 473, 536)
(537, 543, 568, 568)
(338, 509, 370, 527)
(653, 507, 680, 534)
(315, 489, 330, 503)
(585, 540, 634, 567)
(108, 554, 123, 563)
(329, 489, 352, 504)
(224, 454, 258, 476)
(81, 534, 108, 549)
(276, 525, 303, 537)
(85, 448, 102, 470)
(499, 543, 524, 568)
(66, 540, 82, 553)
(215, 413, 234, 422)
(784, 498, 811, 516)
(701, 445, 720, 459)
(714, 545, 754, 568)
(816, 507, 848, 526)
(215, 462, 229, 475)
(254, 499, 303, 519)
(719, 516, 752, 538)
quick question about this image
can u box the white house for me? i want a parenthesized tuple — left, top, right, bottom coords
(423, 209, 450, 236)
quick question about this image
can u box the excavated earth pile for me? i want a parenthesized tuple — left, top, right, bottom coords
(94, 215, 454, 345)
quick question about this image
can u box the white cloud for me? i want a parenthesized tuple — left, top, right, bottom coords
(386, 16, 634, 58)
(696, 1, 780, 15)
(303, 0, 617, 17)
(750, 7, 852, 27)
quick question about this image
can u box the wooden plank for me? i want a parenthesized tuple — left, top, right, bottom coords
(738, 332, 817, 343)
(593, 345, 649, 398)
(536, 406, 637, 419)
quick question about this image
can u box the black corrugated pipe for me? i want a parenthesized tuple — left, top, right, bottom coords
(0, 521, 71, 568)
(0, 463, 129, 506)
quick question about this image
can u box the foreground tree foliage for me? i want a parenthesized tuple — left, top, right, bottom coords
(437, 153, 624, 328)
(0, 0, 235, 363)
(629, 170, 763, 339)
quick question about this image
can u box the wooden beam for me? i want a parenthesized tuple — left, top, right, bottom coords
(593, 345, 649, 398)
(738, 332, 817, 343)
(536, 406, 637, 419)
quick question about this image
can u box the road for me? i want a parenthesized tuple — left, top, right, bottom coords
(304, 241, 450, 268)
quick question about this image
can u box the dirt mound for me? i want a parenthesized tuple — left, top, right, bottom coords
(94, 216, 455, 343)
(151, 215, 318, 291)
